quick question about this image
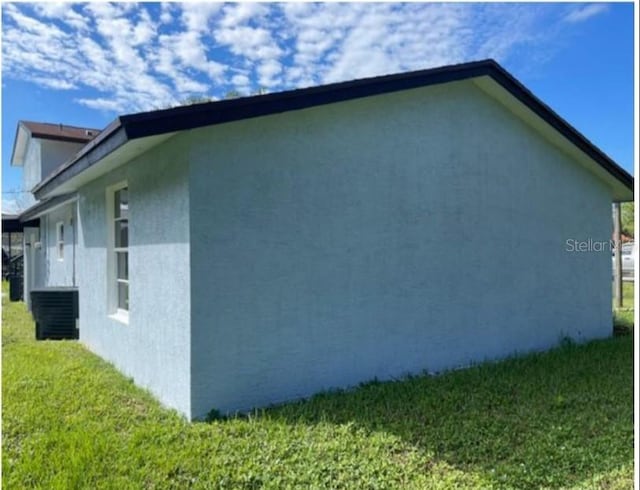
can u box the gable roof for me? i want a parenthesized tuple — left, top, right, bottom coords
(31, 59, 633, 200)
(11, 121, 101, 167)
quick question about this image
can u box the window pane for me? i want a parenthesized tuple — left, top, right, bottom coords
(59, 224, 64, 241)
(58, 243, 64, 260)
(115, 220, 128, 248)
(116, 252, 128, 280)
(118, 282, 129, 311)
(114, 188, 129, 219)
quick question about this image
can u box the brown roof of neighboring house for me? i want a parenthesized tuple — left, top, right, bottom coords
(21, 121, 101, 143)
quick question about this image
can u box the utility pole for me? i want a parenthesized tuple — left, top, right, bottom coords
(613, 202, 623, 308)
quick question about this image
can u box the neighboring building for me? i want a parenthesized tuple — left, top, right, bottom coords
(15, 60, 633, 420)
(10, 122, 99, 308)
(1, 213, 34, 282)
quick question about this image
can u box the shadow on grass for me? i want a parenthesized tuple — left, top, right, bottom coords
(248, 338, 634, 488)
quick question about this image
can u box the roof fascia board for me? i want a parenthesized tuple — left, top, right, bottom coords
(120, 62, 491, 139)
(19, 193, 77, 222)
(473, 77, 633, 201)
(30, 59, 633, 199)
(33, 124, 126, 199)
(34, 62, 492, 199)
(485, 66, 633, 192)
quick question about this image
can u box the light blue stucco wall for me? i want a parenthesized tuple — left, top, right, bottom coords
(40, 202, 76, 287)
(22, 201, 76, 309)
(187, 80, 613, 419)
(23, 226, 44, 308)
(76, 137, 191, 416)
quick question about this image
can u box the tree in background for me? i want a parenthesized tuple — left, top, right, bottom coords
(170, 88, 270, 108)
(621, 201, 634, 238)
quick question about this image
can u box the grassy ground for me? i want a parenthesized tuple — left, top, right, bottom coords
(2, 284, 634, 489)
(613, 281, 634, 336)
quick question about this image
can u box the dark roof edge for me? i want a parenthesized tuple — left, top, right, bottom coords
(33, 119, 125, 199)
(118, 60, 493, 137)
(19, 193, 77, 222)
(34, 59, 633, 198)
(483, 62, 633, 191)
(2, 214, 38, 232)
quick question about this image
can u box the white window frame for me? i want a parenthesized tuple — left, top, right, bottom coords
(106, 181, 129, 323)
(56, 221, 64, 261)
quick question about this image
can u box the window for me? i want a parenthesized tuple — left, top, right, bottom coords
(56, 222, 64, 260)
(109, 183, 129, 315)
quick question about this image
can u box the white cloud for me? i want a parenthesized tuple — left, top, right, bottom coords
(180, 3, 222, 32)
(231, 73, 250, 86)
(33, 2, 89, 30)
(564, 4, 608, 23)
(1, 3, 601, 115)
(75, 97, 124, 112)
(159, 3, 173, 25)
(30, 76, 77, 90)
(220, 3, 268, 28)
(257, 59, 282, 88)
(215, 25, 283, 62)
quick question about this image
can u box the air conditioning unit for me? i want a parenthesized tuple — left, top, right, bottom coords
(31, 288, 79, 340)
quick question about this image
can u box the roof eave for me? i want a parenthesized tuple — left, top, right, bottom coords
(19, 193, 78, 222)
(31, 59, 633, 200)
(33, 119, 126, 200)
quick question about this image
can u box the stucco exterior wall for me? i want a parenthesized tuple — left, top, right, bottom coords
(188, 80, 613, 418)
(76, 136, 191, 416)
(39, 202, 76, 287)
(40, 140, 86, 180)
(23, 226, 45, 308)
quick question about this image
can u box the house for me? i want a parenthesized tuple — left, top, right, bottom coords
(2, 212, 38, 300)
(10, 122, 100, 308)
(13, 60, 633, 420)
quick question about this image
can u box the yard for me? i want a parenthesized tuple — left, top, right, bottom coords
(613, 281, 634, 335)
(2, 283, 634, 489)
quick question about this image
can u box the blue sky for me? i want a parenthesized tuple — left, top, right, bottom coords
(1, 2, 636, 212)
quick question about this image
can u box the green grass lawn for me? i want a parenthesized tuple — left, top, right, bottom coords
(2, 284, 634, 489)
(613, 281, 635, 336)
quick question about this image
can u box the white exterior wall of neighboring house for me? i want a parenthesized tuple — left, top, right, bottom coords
(76, 137, 192, 416)
(186, 80, 613, 418)
(22, 138, 41, 199)
(40, 140, 86, 180)
(22, 138, 84, 193)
